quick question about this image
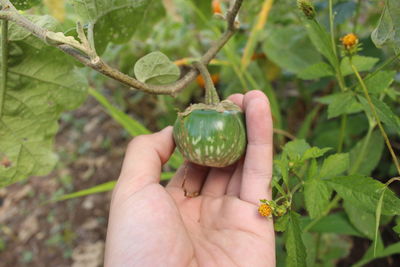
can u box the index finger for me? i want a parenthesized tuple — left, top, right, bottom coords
(240, 91, 273, 205)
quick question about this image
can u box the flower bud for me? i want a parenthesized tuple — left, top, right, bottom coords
(297, 0, 316, 19)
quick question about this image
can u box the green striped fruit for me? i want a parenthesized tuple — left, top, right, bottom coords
(173, 100, 247, 167)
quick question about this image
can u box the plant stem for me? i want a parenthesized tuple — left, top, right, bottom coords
(350, 59, 400, 175)
(193, 62, 220, 105)
(0, 19, 7, 118)
(348, 52, 400, 91)
(304, 194, 341, 232)
(349, 125, 374, 174)
(337, 114, 347, 152)
(0, 0, 243, 96)
(329, 0, 337, 59)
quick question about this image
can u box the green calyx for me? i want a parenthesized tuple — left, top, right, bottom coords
(173, 63, 247, 167)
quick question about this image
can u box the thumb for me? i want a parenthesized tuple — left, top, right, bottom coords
(113, 126, 175, 199)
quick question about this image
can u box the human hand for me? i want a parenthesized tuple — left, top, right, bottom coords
(105, 90, 275, 267)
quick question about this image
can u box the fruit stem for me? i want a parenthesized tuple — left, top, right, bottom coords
(193, 62, 220, 105)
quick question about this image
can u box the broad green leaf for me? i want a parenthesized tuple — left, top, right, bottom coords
(302, 19, 336, 66)
(326, 92, 362, 119)
(359, 95, 400, 135)
(275, 213, 290, 232)
(340, 56, 379, 76)
(53, 172, 174, 201)
(371, 0, 400, 52)
(349, 130, 384, 175)
(301, 147, 331, 161)
(343, 200, 375, 239)
(8, 15, 57, 41)
(361, 71, 396, 95)
(274, 154, 289, 186)
(89, 88, 183, 169)
(302, 212, 363, 237)
(304, 160, 332, 218)
(0, 18, 88, 186)
(285, 211, 307, 267)
(263, 26, 321, 74)
(11, 0, 41, 10)
(297, 61, 334, 80)
(282, 139, 310, 162)
(301, 232, 316, 267)
(328, 175, 400, 215)
(72, 0, 165, 54)
(134, 51, 180, 85)
(320, 153, 349, 180)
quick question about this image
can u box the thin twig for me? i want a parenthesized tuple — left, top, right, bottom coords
(350, 59, 400, 175)
(0, 0, 243, 96)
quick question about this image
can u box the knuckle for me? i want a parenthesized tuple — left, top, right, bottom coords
(243, 166, 272, 179)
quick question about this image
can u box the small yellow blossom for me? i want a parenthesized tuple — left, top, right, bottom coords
(258, 203, 272, 217)
(341, 33, 359, 50)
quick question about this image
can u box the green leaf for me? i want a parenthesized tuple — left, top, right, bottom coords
(89, 88, 150, 136)
(263, 26, 321, 74)
(301, 147, 331, 161)
(349, 130, 384, 175)
(89, 88, 183, 169)
(320, 153, 349, 179)
(361, 71, 396, 95)
(134, 51, 180, 85)
(297, 61, 334, 80)
(304, 160, 332, 218)
(72, 0, 165, 55)
(328, 175, 400, 215)
(0, 26, 88, 187)
(11, 0, 41, 10)
(371, 0, 400, 52)
(340, 56, 379, 76)
(52, 172, 174, 201)
(8, 15, 57, 41)
(302, 212, 364, 237)
(285, 211, 307, 267)
(54, 181, 117, 201)
(326, 92, 363, 119)
(302, 19, 336, 66)
(359, 95, 400, 135)
(275, 213, 290, 232)
(343, 200, 375, 239)
(282, 139, 310, 162)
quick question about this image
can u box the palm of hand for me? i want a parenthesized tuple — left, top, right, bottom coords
(105, 91, 275, 267)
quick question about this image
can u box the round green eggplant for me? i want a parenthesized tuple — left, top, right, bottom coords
(173, 100, 247, 167)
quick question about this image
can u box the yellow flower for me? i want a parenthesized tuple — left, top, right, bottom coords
(258, 203, 272, 217)
(341, 33, 359, 50)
